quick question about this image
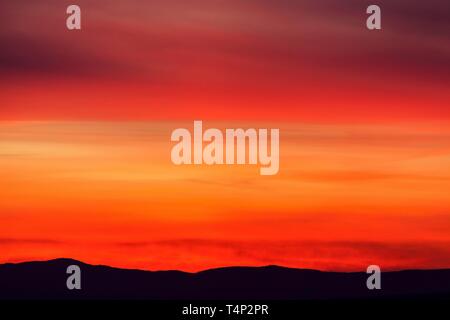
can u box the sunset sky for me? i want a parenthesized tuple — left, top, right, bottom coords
(1, 0, 449, 271)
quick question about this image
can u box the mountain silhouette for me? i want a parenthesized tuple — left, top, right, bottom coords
(0, 259, 449, 299)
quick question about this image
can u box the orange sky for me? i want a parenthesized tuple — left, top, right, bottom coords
(1, 121, 450, 271)
(1, 0, 450, 271)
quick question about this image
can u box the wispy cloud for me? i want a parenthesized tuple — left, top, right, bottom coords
(0, 238, 61, 245)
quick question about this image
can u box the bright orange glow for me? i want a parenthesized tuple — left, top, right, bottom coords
(1, 121, 450, 271)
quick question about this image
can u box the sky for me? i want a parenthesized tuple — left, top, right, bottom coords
(0, 0, 449, 271)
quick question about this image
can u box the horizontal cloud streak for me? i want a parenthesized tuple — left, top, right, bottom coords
(113, 238, 450, 271)
(0, 238, 61, 245)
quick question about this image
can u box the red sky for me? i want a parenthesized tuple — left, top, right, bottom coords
(1, 0, 449, 122)
(0, 0, 449, 271)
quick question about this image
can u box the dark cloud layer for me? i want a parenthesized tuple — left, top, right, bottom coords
(0, 0, 448, 83)
(115, 238, 450, 271)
